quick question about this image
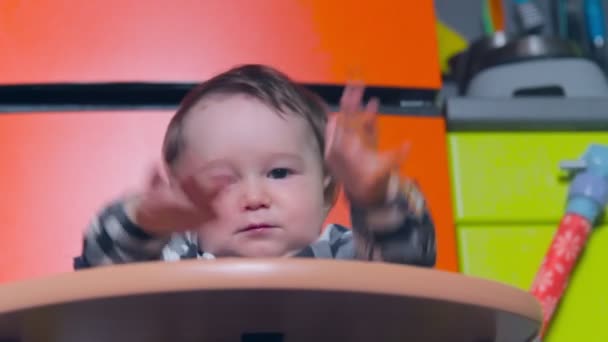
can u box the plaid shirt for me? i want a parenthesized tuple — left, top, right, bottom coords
(74, 178, 436, 269)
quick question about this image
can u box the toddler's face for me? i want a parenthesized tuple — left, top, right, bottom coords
(173, 94, 328, 257)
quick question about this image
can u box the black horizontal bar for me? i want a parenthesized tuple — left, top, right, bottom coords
(446, 97, 608, 131)
(0, 82, 440, 115)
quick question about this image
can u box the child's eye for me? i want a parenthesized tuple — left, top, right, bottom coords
(267, 168, 293, 179)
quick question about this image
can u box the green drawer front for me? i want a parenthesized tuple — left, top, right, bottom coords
(459, 224, 608, 342)
(449, 132, 608, 223)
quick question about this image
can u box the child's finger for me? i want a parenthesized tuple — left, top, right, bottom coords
(340, 82, 364, 115)
(179, 173, 228, 209)
(364, 96, 379, 115)
(163, 185, 199, 212)
(349, 83, 365, 117)
(162, 186, 215, 228)
(339, 84, 355, 114)
(325, 112, 347, 159)
(324, 112, 338, 157)
(339, 130, 364, 161)
(348, 82, 365, 114)
(326, 132, 365, 182)
(361, 97, 379, 145)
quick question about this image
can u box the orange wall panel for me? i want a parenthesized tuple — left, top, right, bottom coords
(0, 112, 171, 283)
(0, 112, 456, 283)
(0, 0, 449, 282)
(0, 0, 440, 88)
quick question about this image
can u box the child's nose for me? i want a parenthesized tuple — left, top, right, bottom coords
(241, 179, 270, 211)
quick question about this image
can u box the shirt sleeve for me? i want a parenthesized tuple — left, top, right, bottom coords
(73, 200, 171, 269)
(349, 175, 437, 267)
(293, 224, 356, 260)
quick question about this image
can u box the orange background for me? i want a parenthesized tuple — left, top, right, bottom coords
(0, 0, 441, 88)
(0, 0, 456, 283)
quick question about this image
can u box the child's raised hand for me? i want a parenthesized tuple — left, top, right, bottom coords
(124, 166, 226, 236)
(325, 82, 409, 207)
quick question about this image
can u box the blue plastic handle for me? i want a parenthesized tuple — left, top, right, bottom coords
(584, 0, 606, 46)
(563, 145, 608, 222)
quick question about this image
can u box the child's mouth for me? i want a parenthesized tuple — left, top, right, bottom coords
(239, 223, 276, 233)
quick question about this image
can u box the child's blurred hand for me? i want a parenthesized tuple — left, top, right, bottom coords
(124, 166, 226, 236)
(325, 82, 409, 207)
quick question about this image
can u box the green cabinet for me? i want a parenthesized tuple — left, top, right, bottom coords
(447, 98, 608, 340)
(458, 224, 553, 289)
(450, 131, 608, 341)
(459, 223, 608, 342)
(448, 132, 608, 223)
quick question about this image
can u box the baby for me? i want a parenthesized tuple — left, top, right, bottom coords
(74, 64, 436, 267)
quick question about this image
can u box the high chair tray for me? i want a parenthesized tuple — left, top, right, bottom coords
(0, 259, 541, 342)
